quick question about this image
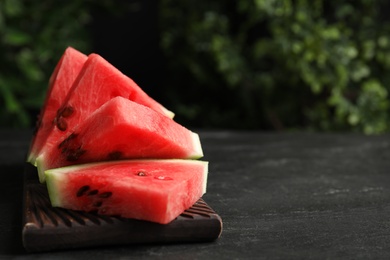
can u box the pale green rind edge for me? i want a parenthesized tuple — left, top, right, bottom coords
(189, 132, 204, 159)
(164, 108, 175, 119)
(45, 169, 66, 207)
(35, 153, 47, 183)
(202, 161, 209, 194)
(26, 154, 33, 164)
(26, 152, 38, 166)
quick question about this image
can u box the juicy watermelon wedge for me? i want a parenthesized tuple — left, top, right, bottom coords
(36, 96, 203, 182)
(32, 53, 174, 166)
(45, 159, 208, 224)
(27, 47, 88, 164)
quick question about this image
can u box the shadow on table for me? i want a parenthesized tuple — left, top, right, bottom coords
(0, 164, 25, 255)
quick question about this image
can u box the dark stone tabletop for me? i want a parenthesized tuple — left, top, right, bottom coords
(1, 129, 390, 259)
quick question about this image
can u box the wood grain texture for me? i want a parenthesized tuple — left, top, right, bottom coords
(200, 131, 390, 259)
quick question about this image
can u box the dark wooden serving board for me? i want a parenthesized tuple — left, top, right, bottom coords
(22, 164, 222, 252)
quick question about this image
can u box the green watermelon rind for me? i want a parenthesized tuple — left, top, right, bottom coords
(45, 169, 67, 207)
(189, 132, 204, 159)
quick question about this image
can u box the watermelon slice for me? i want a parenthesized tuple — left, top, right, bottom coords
(27, 47, 88, 164)
(45, 159, 208, 224)
(36, 96, 203, 182)
(32, 53, 174, 165)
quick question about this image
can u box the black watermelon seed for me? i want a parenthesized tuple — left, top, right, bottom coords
(88, 190, 99, 196)
(93, 201, 103, 207)
(58, 133, 78, 149)
(99, 192, 112, 198)
(56, 117, 67, 131)
(66, 152, 79, 161)
(66, 154, 76, 161)
(56, 107, 64, 117)
(58, 139, 66, 150)
(108, 151, 123, 160)
(76, 185, 90, 197)
(61, 106, 74, 117)
(66, 147, 86, 161)
(56, 108, 62, 117)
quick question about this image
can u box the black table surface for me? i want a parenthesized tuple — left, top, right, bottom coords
(1, 129, 390, 259)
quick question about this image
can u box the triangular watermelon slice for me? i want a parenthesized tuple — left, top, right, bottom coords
(36, 96, 202, 182)
(45, 159, 208, 224)
(27, 47, 88, 163)
(32, 53, 174, 166)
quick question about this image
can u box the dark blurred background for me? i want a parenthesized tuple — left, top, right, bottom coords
(1, 0, 390, 133)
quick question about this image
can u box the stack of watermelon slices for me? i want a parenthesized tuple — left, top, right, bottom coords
(27, 47, 207, 224)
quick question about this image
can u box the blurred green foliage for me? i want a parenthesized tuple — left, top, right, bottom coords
(160, 0, 390, 133)
(0, 0, 116, 128)
(2, 0, 390, 134)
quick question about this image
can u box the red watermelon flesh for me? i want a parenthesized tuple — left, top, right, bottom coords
(45, 159, 208, 224)
(27, 47, 88, 164)
(32, 53, 174, 165)
(36, 96, 203, 182)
